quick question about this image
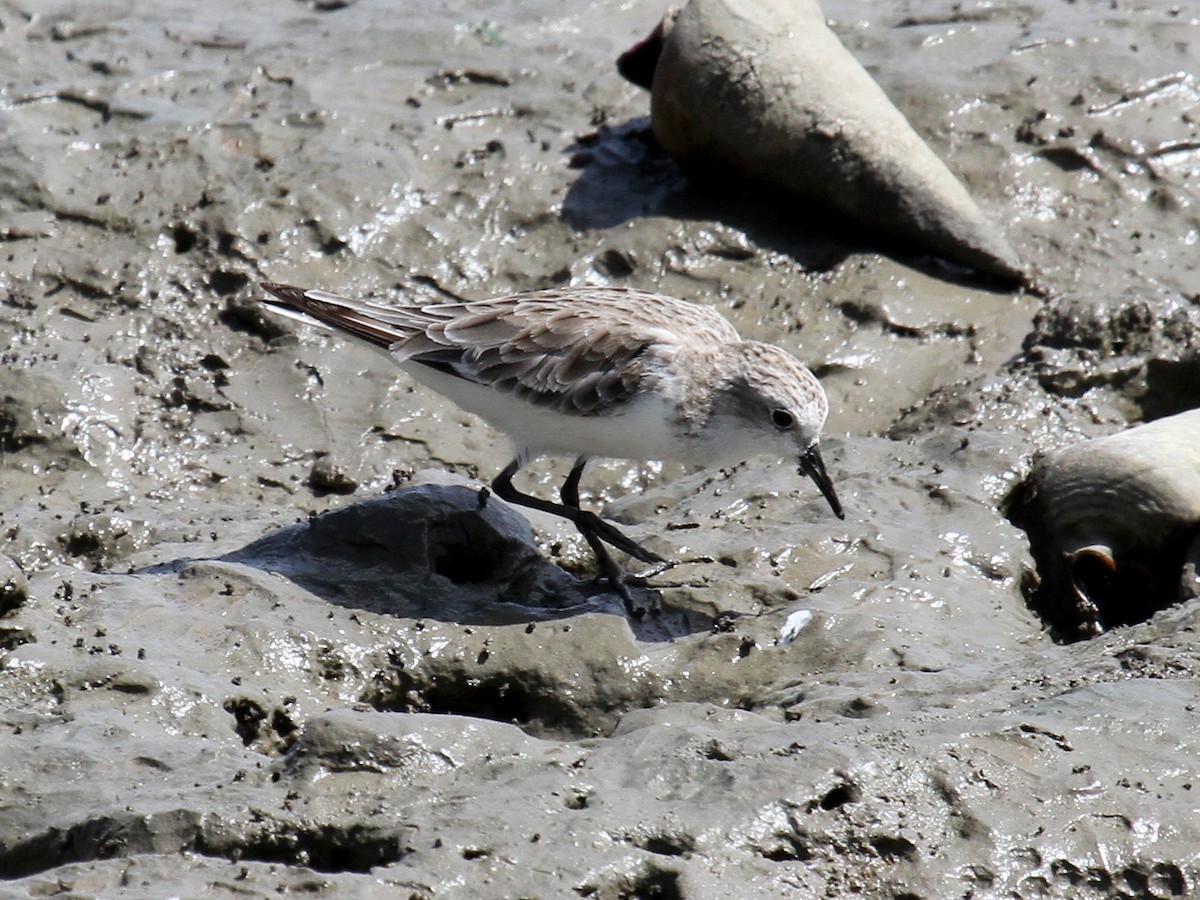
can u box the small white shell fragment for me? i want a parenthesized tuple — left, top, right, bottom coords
(779, 608, 814, 645)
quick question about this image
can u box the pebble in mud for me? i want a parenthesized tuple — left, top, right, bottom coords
(1010, 409, 1200, 639)
(306, 458, 359, 496)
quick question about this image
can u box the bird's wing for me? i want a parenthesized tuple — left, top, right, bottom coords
(260, 283, 738, 415)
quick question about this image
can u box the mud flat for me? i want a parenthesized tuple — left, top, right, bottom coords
(2, 0, 1200, 896)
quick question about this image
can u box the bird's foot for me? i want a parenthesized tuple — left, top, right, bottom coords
(586, 557, 662, 619)
(577, 510, 665, 565)
(610, 577, 661, 619)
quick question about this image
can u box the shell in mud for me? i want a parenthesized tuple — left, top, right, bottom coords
(619, 0, 1028, 283)
(1010, 410, 1200, 639)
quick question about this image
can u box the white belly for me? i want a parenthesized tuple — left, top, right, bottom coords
(399, 361, 693, 463)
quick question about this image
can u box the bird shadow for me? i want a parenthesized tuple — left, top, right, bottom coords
(562, 117, 1013, 291)
(142, 483, 713, 643)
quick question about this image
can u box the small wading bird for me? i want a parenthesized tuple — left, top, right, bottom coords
(261, 282, 843, 615)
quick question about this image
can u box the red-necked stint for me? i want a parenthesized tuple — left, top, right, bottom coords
(261, 282, 843, 615)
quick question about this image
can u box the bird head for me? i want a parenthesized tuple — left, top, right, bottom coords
(719, 342, 844, 519)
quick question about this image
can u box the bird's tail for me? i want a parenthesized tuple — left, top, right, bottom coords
(260, 282, 413, 349)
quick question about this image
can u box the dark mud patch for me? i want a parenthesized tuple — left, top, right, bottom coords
(1021, 293, 1200, 419)
(0, 809, 411, 879)
(359, 617, 667, 739)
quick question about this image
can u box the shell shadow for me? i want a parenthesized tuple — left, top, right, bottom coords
(562, 119, 1016, 291)
(146, 484, 706, 642)
(1140, 357, 1200, 422)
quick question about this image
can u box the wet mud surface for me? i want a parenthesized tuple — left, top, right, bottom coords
(2, 0, 1200, 895)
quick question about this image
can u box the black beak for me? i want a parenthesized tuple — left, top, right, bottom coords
(799, 444, 844, 520)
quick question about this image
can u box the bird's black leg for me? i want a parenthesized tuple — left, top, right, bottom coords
(558, 457, 586, 509)
(492, 460, 664, 565)
(559, 459, 646, 613)
(562, 460, 673, 578)
(492, 458, 669, 617)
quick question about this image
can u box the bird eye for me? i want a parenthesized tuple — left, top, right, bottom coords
(770, 408, 794, 429)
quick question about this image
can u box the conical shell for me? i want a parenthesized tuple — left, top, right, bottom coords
(626, 0, 1027, 282)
